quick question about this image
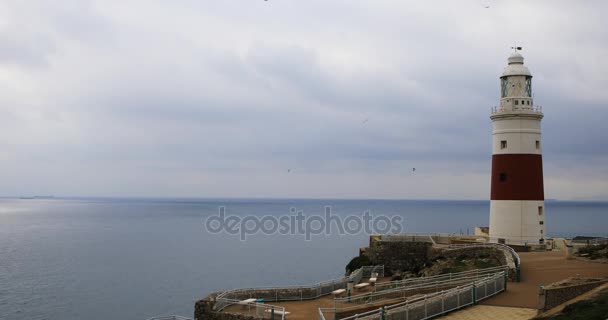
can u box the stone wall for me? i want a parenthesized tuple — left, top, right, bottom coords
(538, 279, 608, 311)
(366, 240, 432, 275)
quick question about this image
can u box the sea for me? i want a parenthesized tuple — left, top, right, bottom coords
(0, 197, 606, 320)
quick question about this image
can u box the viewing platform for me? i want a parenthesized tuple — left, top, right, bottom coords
(190, 234, 608, 320)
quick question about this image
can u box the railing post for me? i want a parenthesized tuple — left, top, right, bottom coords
(424, 296, 427, 318)
(271, 307, 275, 320)
(472, 284, 477, 304)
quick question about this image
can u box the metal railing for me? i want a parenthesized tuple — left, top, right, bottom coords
(145, 316, 193, 320)
(374, 265, 507, 292)
(380, 234, 440, 243)
(333, 268, 506, 311)
(362, 265, 385, 278)
(215, 298, 287, 320)
(491, 105, 542, 114)
(215, 266, 383, 316)
(323, 271, 506, 320)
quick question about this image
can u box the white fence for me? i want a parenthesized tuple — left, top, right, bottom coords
(215, 266, 383, 317)
(447, 243, 521, 281)
(214, 299, 288, 320)
(321, 271, 506, 320)
(373, 265, 507, 292)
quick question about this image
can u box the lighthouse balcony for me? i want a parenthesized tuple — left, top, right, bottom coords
(491, 105, 543, 115)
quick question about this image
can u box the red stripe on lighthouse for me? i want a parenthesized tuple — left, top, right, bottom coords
(490, 154, 544, 200)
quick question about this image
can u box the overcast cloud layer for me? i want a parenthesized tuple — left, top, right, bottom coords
(1, 0, 607, 200)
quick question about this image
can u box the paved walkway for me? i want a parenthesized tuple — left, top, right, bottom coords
(438, 305, 536, 320)
(481, 250, 608, 308)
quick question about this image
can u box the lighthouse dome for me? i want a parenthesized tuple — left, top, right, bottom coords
(507, 52, 525, 65)
(501, 52, 532, 77)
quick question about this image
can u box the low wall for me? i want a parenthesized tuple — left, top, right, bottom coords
(538, 279, 608, 311)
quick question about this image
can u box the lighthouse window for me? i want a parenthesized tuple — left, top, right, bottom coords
(499, 173, 507, 182)
(536, 141, 540, 149)
(538, 206, 543, 215)
(514, 100, 519, 105)
(500, 140, 507, 149)
(539, 221, 544, 225)
(501, 78, 508, 97)
(525, 77, 532, 97)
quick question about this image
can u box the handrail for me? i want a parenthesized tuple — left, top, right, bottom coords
(446, 242, 521, 282)
(216, 266, 380, 300)
(373, 265, 507, 292)
(447, 243, 520, 267)
(334, 270, 503, 309)
(330, 271, 506, 320)
(215, 266, 382, 315)
(145, 316, 193, 320)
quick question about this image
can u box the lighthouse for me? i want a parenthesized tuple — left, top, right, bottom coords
(489, 50, 545, 245)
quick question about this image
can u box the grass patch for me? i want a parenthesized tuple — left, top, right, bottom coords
(474, 259, 501, 269)
(441, 266, 468, 274)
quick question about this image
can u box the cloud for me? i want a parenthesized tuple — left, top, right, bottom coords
(0, 0, 607, 199)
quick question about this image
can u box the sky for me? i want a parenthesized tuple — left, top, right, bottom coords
(0, 0, 607, 200)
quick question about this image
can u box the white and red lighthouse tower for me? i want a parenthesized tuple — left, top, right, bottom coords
(489, 50, 546, 245)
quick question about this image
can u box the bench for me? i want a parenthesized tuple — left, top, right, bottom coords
(355, 283, 370, 289)
(331, 289, 346, 296)
(369, 272, 378, 283)
(239, 298, 257, 308)
(265, 309, 291, 316)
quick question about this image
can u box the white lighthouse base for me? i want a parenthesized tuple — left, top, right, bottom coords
(489, 200, 546, 245)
